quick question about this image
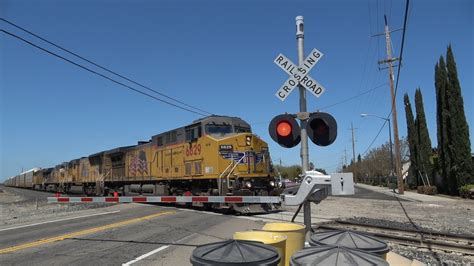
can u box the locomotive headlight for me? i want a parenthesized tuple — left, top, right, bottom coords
(245, 181, 252, 188)
(245, 136, 252, 146)
(269, 180, 275, 187)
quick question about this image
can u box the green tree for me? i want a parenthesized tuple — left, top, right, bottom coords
(404, 93, 419, 187)
(435, 56, 451, 193)
(414, 88, 433, 185)
(274, 164, 302, 181)
(445, 45, 473, 190)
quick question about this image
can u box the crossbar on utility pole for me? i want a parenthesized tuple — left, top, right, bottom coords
(295, 16, 312, 235)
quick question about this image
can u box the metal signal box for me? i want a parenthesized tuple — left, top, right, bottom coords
(330, 173, 355, 196)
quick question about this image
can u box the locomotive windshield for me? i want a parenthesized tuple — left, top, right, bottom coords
(205, 124, 233, 135)
(235, 126, 251, 133)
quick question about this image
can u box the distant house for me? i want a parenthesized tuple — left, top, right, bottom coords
(402, 162, 410, 180)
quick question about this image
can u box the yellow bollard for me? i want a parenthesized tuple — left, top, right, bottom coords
(233, 231, 287, 266)
(261, 223, 305, 266)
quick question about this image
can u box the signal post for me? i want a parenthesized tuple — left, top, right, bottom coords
(296, 17, 313, 233)
(270, 16, 337, 235)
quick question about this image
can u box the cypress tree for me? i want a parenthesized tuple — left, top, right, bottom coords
(404, 93, 419, 187)
(446, 45, 473, 190)
(435, 57, 452, 194)
(414, 88, 433, 185)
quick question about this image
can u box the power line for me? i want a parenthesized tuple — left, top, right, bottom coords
(0, 29, 209, 117)
(318, 83, 387, 111)
(362, 119, 388, 155)
(0, 18, 213, 116)
(361, 0, 410, 156)
(249, 83, 388, 126)
(392, 0, 410, 105)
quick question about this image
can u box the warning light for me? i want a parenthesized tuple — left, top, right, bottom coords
(269, 114, 301, 148)
(276, 121, 292, 137)
(307, 112, 337, 146)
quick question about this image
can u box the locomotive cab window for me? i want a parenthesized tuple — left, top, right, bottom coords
(235, 126, 251, 133)
(185, 125, 202, 142)
(157, 136, 164, 147)
(205, 123, 232, 136)
(165, 131, 177, 144)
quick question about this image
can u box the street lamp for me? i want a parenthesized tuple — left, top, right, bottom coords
(360, 113, 394, 188)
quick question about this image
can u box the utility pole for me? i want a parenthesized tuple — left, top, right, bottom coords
(344, 147, 348, 166)
(350, 123, 357, 182)
(295, 16, 312, 235)
(378, 15, 404, 194)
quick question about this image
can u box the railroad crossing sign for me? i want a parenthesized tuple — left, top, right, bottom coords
(274, 48, 326, 101)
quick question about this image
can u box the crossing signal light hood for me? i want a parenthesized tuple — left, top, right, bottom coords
(268, 114, 301, 148)
(307, 112, 337, 146)
(268, 112, 337, 148)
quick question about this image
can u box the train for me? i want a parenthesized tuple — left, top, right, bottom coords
(4, 115, 279, 213)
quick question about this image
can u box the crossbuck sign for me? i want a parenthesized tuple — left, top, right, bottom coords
(274, 48, 326, 101)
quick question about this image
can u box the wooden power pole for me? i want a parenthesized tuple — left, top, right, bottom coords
(350, 123, 357, 182)
(378, 15, 404, 194)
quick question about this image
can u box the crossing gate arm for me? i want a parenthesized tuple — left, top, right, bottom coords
(47, 172, 353, 205)
(47, 195, 282, 204)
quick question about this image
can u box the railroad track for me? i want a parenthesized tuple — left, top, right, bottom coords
(317, 220, 474, 256)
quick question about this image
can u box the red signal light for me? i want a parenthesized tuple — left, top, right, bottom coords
(276, 121, 292, 137)
(269, 114, 301, 148)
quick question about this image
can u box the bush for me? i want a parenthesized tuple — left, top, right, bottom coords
(417, 185, 438, 195)
(459, 184, 474, 199)
(423, 186, 438, 195)
(417, 186, 424, 194)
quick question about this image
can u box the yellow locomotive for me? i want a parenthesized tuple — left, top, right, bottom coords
(7, 115, 278, 213)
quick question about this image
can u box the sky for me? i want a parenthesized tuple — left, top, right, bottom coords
(1, 0, 473, 180)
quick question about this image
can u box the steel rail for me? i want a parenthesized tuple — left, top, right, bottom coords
(317, 223, 474, 256)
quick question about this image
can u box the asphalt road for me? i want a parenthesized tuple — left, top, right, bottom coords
(0, 183, 404, 265)
(0, 203, 266, 266)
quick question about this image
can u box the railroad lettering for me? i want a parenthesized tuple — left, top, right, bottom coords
(275, 55, 284, 64)
(301, 75, 309, 83)
(288, 65, 296, 74)
(274, 49, 326, 100)
(293, 73, 301, 81)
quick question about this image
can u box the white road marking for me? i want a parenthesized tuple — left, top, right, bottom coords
(122, 233, 197, 266)
(0, 210, 121, 232)
(122, 245, 170, 266)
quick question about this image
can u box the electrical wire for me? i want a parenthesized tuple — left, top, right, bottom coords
(362, 119, 388, 155)
(0, 29, 209, 117)
(361, 0, 410, 155)
(249, 83, 388, 126)
(0, 18, 214, 116)
(318, 83, 388, 111)
(392, 0, 410, 107)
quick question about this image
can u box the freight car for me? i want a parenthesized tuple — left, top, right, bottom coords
(4, 115, 278, 213)
(4, 168, 41, 189)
